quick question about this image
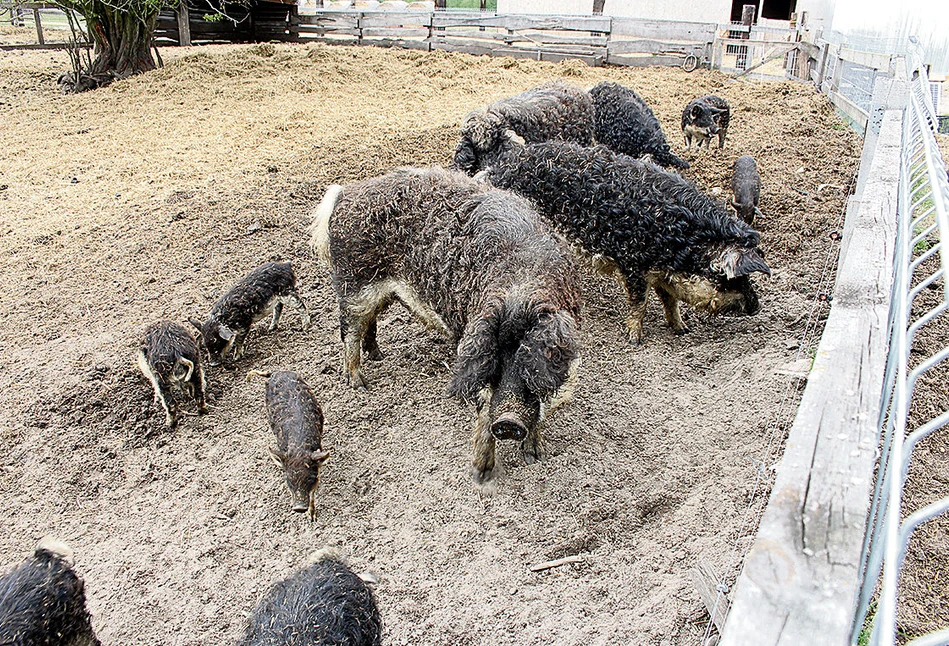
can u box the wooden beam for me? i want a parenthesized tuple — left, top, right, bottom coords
(176, 0, 191, 46)
(31, 7, 43, 44)
(719, 90, 905, 646)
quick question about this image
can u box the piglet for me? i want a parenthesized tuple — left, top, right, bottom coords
(0, 538, 101, 646)
(731, 155, 763, 225)
(238, 550, 381, 646)
(137, 320, 207, 428)
(191, 261, 310, 366)
(248, 370, 329, 517)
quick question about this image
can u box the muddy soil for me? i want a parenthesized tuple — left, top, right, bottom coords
(0, 39, 866, 645)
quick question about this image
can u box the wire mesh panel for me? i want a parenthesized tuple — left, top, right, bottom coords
(852, 50, 949, 646)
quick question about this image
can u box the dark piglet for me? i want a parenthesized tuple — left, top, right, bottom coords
(452, 80, 595, 175)
(681, 95, 730, 150)
(238, 550, 381, 646)
(311, 168, 581, 484)
(589, 81, 689, 169)
(190, 261, 310, 366)
(137, 320, 207, 428)
(248, 370, 329, 517)
(485, 142, 771, 344)
(731, 155, 763, 225)
(0, 538, 100, 646)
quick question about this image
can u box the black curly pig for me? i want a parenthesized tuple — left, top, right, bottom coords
(190, 261, 311, 367)
(588, 81, 690, 169)
(484, 142, 771, 344)
(0, 539, 101, 646)
(452, 80, 595, 175)
(310, 167, 581, 484)
(239, 550, 382, 646)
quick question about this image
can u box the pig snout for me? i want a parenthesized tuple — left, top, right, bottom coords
(291, 496, 310, 514)
(490, 412, 529, 441)
(488, 364, 540, 442)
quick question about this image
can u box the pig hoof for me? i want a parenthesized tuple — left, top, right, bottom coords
(521, 444, 544, 465)
(348, 372, 369, 392)
(365, 348, 385, 362)
(198, 406, 209, 416)
(471, 465, 496, 485)
(672, 325, 691, 336)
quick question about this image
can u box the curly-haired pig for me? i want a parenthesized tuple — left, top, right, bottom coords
(248, 370, 329, 517)
(190, 261, 310, 366)
(0, 538, 101, 646)
(589, 81, 690, 169)
(485, 142, 771, 344)
(137, 320, 207, 428)
(310, 168, 581, 485)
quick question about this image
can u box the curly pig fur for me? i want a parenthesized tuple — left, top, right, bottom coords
(485, 142, 771, 343)
(452, 81, 595, 175)
(589, 81, 689, 169)
(311, 167, 581, 483)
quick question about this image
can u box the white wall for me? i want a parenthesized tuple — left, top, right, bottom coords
(497, 0, 835, 30)
(497, 0, 591, 14)
(604, 0, 731, 23)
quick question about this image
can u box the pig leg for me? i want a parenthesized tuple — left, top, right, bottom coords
(192, 364, 208, 414)
(231, 330, 250, 360)
(362, 319, 384, 362)
(520, 426, 544, 465)
(287, 289, 311, 330)
(618, 272, 648, 345)
(717, 125, 727, 149)
(471, 396, 497, 484)
(137, 351, 177, 428)
(654, 285, 689, 334)
(268, 300, 284, 331)
(362, 295, 394, 362)
(340, 310, 369, 391)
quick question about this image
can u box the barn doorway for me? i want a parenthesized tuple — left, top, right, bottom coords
(729, 0, 797, 22)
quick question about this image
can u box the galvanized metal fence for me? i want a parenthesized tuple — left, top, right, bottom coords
(851, 44, 949, 646)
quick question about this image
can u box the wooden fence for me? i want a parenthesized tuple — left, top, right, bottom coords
(290, 10, 718, 68)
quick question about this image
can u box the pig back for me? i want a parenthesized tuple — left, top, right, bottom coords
(264, 371, 324, 450)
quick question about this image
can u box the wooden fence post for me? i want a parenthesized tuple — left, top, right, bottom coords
(176, 0, 191, 46)
(33, 6, 44, 45)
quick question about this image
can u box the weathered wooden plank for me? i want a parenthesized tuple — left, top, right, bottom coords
(608, 39, 694, 55)
(432, 12, 611, 32)
(362, 26, 429, 38)
(690, 560, 729, 634)
(431, 35, 601, 57)
(606, 53, 687, 68)
(358, 11, 431, 28)
(359, 38, 430, 51)
(176, 0, 191, 46)
(297, 13, 360, 28)
(611, 17, 715, 41)
(719, 100, 904, 646)
(296, 24, 361, 36)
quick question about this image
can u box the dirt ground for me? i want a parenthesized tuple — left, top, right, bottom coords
(0, 37, 867, 645)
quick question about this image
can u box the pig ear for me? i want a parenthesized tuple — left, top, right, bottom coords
(447, 303, 502, 403)
(515, 310, 579, 400)
(731, 200, 741, 211)
(691, 104, 703, 118)
(188, 317, 203, 333)
(218, 325, 234, 341)
(754, 206, 764, 219)
(269, 446, 285, 467)
(718, 247, 772, 279)
(311, 449, 330, 464)
(501, 128, 526, 147)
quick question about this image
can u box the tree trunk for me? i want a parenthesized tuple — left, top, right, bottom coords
(86, 2, 160, 79)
